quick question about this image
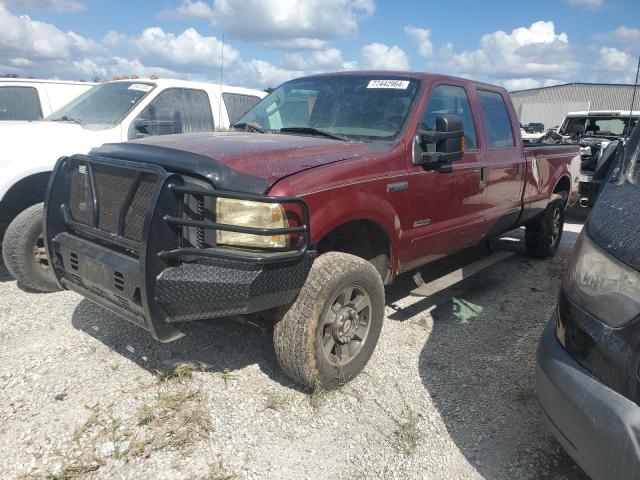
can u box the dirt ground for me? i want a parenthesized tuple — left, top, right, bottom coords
(0, 208, 590, 479)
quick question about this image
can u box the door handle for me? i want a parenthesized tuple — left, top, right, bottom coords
(476, 167, 487, 188)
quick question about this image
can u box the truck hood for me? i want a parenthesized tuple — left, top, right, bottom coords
(93, 132, 374, 194)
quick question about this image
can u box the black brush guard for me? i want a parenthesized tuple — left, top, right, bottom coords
(45, 154, 314, 342)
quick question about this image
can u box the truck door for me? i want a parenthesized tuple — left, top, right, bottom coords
(476, 89, 524, 235)
(405, 83, 485, 269)
(127, 88, 215, 140)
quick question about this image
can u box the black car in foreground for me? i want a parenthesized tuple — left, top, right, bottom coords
(537, 122, 640, 480)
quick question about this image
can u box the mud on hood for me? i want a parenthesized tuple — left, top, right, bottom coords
(92, 132, 372, 194)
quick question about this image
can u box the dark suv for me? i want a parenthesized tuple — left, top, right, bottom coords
(537, 122, 640, 479)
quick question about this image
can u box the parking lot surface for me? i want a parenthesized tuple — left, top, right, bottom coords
(1, 211, 590, 480)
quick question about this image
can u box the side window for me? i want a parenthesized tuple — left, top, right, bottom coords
(0, 86, 42, 120)
(130, 88, 214, 139)
(477, 90, 515, 148)
(222, 93, 261, 125)
(420, 84, 477, 149)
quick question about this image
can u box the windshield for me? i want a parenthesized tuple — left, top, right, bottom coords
(47, 81, 155, 129)
(237, 76, 421, 141)
(560, 115, 638, 137)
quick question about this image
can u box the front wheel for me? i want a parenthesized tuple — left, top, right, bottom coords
(273, 252, 385, 389)
(2, 203, 61, 293)
(525, 196, 565, 259)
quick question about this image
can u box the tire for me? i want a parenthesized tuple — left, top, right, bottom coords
(273, 252, 385, 389)
(2, 203, 60, 293)
(525, 196, 565, 259)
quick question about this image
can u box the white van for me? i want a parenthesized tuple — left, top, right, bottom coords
(0, 78, 95, 121)
(0, 78, 266, 290)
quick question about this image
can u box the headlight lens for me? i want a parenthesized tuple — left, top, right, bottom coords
(563, 231, 640, 327)
(216, 198, 288, 249)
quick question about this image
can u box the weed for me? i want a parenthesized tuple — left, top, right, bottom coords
(308, 379, 327, 411)
(263, 392, 290, 412)
(220, 368, 237, 389)
(156, 362, 196, 383)
(137, 404, 157, 426)
(46, 461, 102, 479)
(393, 410, 422, 455)
(72, 410, 101, 442)
(201, 461, 237, 480)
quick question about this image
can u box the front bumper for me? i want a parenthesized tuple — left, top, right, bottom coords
(536, 313, 640, 480)
(45, 154, 314, 342)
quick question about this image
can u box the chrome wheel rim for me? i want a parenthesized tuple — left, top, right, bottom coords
(321, 286, 372, 366)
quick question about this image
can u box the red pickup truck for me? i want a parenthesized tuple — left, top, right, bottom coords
(44, 72, 579, 388)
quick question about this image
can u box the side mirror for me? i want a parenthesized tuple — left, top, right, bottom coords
(413, 114, 465, 172)
(132, 108, 182, 138)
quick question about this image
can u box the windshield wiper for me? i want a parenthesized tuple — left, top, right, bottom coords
(50, 115, 81, 124)
(279, 127, 349, 142)
(232, 122, 265, 133)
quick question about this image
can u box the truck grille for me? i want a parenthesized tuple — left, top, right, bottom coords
(68, 162, 157, 242)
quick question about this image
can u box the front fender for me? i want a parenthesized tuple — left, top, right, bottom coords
(302, 186, 406, 278)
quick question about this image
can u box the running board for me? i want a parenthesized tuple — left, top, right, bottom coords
(410, 251, 514, 297)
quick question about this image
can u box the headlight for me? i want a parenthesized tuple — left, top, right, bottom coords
(563, 231, 640, 327)
(216, 198, 289, 249)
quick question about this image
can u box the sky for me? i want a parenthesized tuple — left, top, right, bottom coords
(0, 0, 638, 91)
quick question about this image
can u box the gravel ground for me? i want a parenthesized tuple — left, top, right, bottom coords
(1, 210, 590, 480)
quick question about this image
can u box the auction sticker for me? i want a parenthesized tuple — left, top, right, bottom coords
(367, 80, 410, 89)
(128, 83, 154, 92)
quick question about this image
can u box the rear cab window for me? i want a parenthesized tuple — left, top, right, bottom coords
(477, 90, 515, 148)
(223, 93, 262, 125)
(0, 86, 43, 120)
(420, 84, 478, 150)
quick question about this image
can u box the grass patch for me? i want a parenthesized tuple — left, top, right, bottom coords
(263, 392, 291, 412)
(220, 368, 237, 389)
(201, 462, 237, 480)
(308, 379, 328, 411)
(155, 362, 197, 383)
(392, 409, 422, 455)
(46, 461, 102, 480)
(130, 383, 212, 456)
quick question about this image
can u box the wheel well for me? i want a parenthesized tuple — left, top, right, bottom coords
(553, 176, 571, 204)
(0, 172, 50, 233)
(317, 220, 392, 283)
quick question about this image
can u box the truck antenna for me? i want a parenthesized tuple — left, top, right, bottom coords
(625, 56, 640, 143)
(620, 56, 640, 182)
(218, 33, 224, 130)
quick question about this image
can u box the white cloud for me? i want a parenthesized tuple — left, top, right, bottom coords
(135, 27, 240, 71)
(159, 0, 375, 48)
(284, 48, 356, 72)
(501, 78, 563, 91)
(404, 26, 433, 58)
(564, 0, 603, 10)
(260, 38, 330, 51)
(0, 3, 101, 61)
(361, 43, 409, 70)
(608, 26, 640, 43)
(431, 21, 580, 85)
(157, 0, 214, 20)
(598, 47, 632, 72)
(242, 60, 303, 87)
(4, 0, 85, 12)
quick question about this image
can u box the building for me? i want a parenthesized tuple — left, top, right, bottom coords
(509, 83, 638, 130)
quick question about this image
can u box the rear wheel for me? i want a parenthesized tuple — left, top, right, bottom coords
(273, 252, 385, 389)
(2, 203, 60, 293)
(525, 196, 565, 259)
